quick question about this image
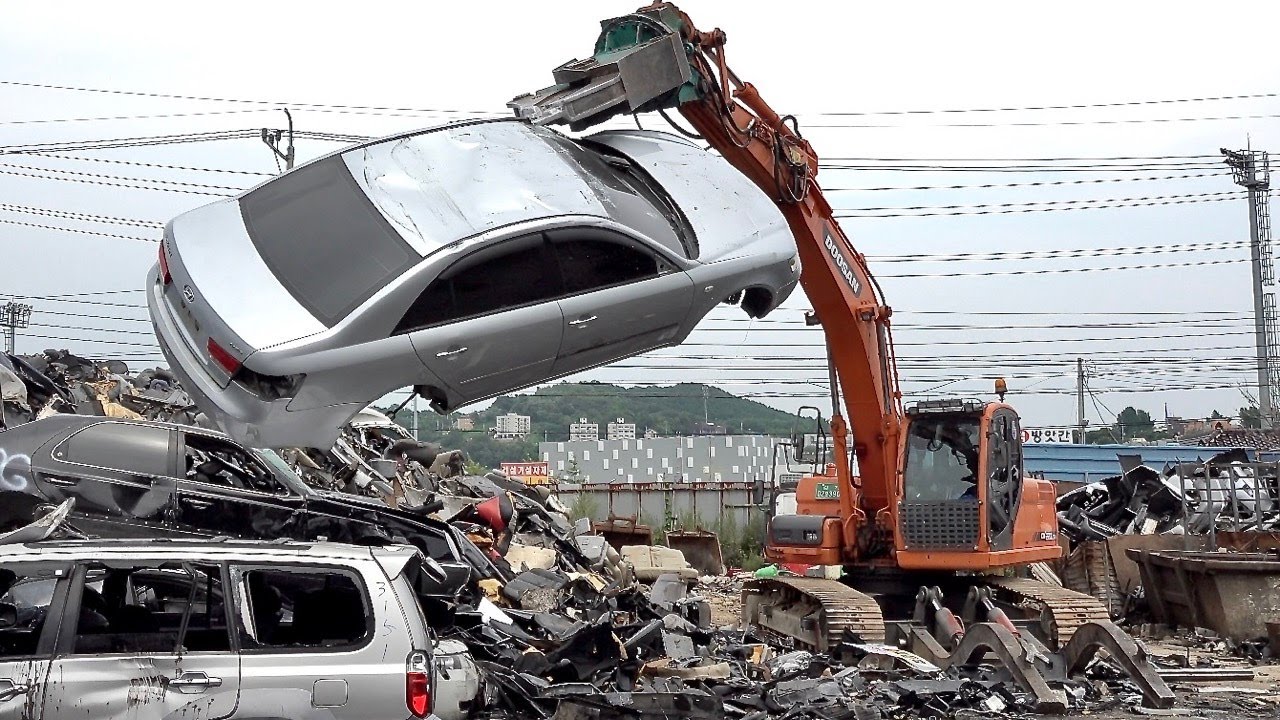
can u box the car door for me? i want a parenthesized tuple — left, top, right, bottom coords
(548, 228, 694, 375)
(40, 561, 241, 720)
(0, 560, 71, 720)
(37, 422, 179, 537)
(403, 234, 564, 406)
(174, 431, 304, 540)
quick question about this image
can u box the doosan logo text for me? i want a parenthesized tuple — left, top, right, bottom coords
(824, 228, 861, 296)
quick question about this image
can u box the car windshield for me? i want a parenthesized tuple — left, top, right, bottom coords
(253, 448, 313, 496)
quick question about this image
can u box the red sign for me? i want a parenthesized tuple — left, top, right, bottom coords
(502, 462, 550, 484)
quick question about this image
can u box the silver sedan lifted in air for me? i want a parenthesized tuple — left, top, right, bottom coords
(148, 119, 799, 448)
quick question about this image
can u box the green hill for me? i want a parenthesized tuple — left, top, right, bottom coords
(398, 382, 798, 470)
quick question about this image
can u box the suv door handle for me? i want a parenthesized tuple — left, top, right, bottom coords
(182, 498, 214, 510)
(0, 681, 30, 702)
(169, 671, 222, 694)
(43, 476, 77, 487)
(568, 315, 597, 326)
(435, 347, 468, 357)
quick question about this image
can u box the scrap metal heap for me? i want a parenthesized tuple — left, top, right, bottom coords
(1, 349, 200, 428)
(1057, 448, 1280, 544)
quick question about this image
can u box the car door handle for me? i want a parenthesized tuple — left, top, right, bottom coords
(169, 671, 222, 693)
(43, 476, 77, 487)
(0, 681, 30, 702)
(435, 346, 468, 357)
(568, 315, 598, 326)
(182, 498, 214, 510)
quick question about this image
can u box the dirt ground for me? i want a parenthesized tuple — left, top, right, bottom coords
(696, 578, 1280, 718)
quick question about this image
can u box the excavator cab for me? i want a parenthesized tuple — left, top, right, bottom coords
(896, 399, 1060, 570)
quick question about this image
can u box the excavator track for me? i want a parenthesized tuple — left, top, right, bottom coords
(988, 577, 1111, 649)
(743, 577, 885, 651)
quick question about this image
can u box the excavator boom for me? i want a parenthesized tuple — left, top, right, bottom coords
(509, 5, 1173, 709)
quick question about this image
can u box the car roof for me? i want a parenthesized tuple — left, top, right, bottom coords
(5, 538, 419, 564)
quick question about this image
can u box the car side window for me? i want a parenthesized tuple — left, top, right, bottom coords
(56, 423, 170, 478)
(68, 563, 230, 655)
(552, 235, 661, 295)
(0, 563, 69, 660)
(394, 235, 560, 334)
(183, 434, 287, 494)
(232, 567, 370, 652)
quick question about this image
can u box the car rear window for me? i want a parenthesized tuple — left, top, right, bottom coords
(240, 156, 420, 327)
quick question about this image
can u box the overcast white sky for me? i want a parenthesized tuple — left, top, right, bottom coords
(3, 1, 1280, 434)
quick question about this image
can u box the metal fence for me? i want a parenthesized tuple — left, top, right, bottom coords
(552, 480, 767, 535)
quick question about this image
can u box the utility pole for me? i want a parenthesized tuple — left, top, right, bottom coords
(261, 108, 296, 172)
(1223, 147, 1276, 427)
(0, 302, 32, 354)
(1076, 357, 1087, 443)
(411, 392, 419, 440)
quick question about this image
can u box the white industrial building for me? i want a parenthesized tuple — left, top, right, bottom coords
(493, 413, 531, 439)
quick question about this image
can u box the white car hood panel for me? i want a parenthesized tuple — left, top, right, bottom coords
(171, 201, 326, 349)
(346, 122, 609, 254)
(586, 130, 791, 261)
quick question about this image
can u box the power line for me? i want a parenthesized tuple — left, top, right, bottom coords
(822, 170, 1232, 192)
(0, 218, 157, 243)
(0, 203, 163, 229)
(30, 153, 274, 177)
(0, 108, 272, 126)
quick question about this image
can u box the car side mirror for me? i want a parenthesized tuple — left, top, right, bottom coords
(421, 556, 448, 584)
(0, 603, 16, 630)
(752, 477, 765, 505)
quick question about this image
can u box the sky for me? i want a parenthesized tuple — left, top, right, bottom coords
(3, 0, 1280, 436)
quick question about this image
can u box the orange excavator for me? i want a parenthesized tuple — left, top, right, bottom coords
(511, 4, 1172, 711)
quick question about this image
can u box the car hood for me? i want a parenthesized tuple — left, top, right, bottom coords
(167, 201, 327, 349)
(586, 129, 792, 262)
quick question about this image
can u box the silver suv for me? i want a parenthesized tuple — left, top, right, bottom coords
(0, 539, 440, 720)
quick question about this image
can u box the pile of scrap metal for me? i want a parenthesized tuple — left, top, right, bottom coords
(280, 408, 464, 505)
(0, 349, 199, 429)
(1056, 448, 1280, 545)
(431, 567, 1171, 719)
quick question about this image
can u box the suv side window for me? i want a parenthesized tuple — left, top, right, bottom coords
(0, 562, 70, 659)
(183, 433, 286, 494)
(551, 233, 661, 295)
(395, 234, 560, 333)
(67, 563, 230, 655)
(56, 422, 170, 477)
(233, 567, 370, 651)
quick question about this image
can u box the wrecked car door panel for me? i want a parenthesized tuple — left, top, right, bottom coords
(41, 422, 178, 535)
(404, 234, 564, 406)
(0, 561, 71, 720)
(549, 231, 694, 374)
(229, 564, 408, 720)
(175, 432, 302, 540)
(40, 562, 241, 720)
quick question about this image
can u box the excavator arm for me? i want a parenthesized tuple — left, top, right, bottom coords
(510, 3, 902, 558)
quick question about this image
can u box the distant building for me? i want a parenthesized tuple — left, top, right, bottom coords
(607, 417, 636, 441)
(493, 413, 531, 440)
(644, 427, 659, 439)
(452, 417, 475, 431)
(569, 418, 599, 441)
(541, 434, 781, 484)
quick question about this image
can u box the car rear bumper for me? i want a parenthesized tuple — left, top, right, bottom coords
(148, 266, 347, 448)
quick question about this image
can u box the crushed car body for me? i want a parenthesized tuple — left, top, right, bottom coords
(147, 119, 799, 448)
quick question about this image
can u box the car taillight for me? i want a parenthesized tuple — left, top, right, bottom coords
(158, 241, 172, 285)
(406, 650, 431, 718)
(207, 338, 242, 375)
